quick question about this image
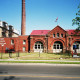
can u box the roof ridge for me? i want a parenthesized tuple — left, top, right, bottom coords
(33, 29, 49, 31)
(30, 30, 50, 35)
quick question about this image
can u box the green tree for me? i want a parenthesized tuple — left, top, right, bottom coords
(72, 4, 80, 31)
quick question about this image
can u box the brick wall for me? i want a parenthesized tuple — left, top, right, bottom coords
(0, 26, 80, 53)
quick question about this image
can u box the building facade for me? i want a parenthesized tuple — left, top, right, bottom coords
(1, 0, 80, 54)
(0, 25, 80, 54)
(0, 21, 19, 37)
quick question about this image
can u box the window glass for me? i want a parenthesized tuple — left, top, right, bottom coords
(61, 34, 63, 37)
(11, 40, 14, 45)
(41, 46, 43, 49)
(57, 33, 59, 37)
(38, 45, 40, 49)
(53, 45, 56, 49)
(60, 45, 63, 49)
(57, 45, 59, 49)
(23, 40, 26, 44)
(53, 34, 55, 38)
(41, 45, 43, 49)
(35, 45, 37, 49)
(77, 45, 79, 49)
(73, 45, 79, 49)
(23, 47, 26, 51)
(34, 41, 44, 49)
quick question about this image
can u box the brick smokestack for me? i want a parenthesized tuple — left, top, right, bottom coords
(21, 0, 26, 35)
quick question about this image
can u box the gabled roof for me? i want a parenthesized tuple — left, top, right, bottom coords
(54, 25, 66, 32)
(30, 30, 50, 35)
(47, 25, 66, 34)
(30, 25, 80, 36)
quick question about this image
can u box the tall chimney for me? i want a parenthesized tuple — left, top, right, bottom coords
(21, 0, 26, 35)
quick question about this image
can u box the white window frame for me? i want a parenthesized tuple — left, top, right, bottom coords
(34, 42, 44, 50)
(23, 40, 26, 45)
(23, 47, 26, 52)
(11, 40, 14, 45)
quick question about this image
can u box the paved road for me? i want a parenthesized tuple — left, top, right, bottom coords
(0, 63, 80, 80)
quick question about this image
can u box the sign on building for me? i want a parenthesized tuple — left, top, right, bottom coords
(0, 38, 6, 46)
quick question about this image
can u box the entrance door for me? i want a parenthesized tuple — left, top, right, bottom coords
(53, 41, 63, 53)
(34, 41, 44, 53)
(73, 41, 80, 53)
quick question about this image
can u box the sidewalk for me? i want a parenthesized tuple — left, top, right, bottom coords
(0, 59, 80, 62)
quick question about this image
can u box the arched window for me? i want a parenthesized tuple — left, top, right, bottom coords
(34, 41, 44, 52)
(73, 41, 80, 53)
(53, 41, 63, 53)
(57, 33, 59, 37)
(35, 41, 43, 49)
(53, 34, 55, 38)
(61, 34, 63, 37)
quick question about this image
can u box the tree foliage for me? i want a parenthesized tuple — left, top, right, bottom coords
(72, 4, 80, 30)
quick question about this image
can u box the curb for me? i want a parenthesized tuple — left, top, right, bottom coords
(0, 59, 80, 62)
(0, 63, 80, 67)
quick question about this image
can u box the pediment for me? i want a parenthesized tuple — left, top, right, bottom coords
(47, 25, 66, 35)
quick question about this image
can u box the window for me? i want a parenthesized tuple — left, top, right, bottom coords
(2, 32, 6, 37)
(57, 45, 59, 49)
(53, 34, 55, 38)
(34, 41, 44, 49)
(53, 45, 56, 49)
(23, 47, 26, 52)
(60, 45, 63, 49)
(53, 42, 63, 49)
(61, 34, 63, 37)
(11, 40, 14, 45)
(35, 45, 37, 49)
(38, 45, 40, 49)
(41, 45, 43, 49)
(23, 40, 26, 44)
(73, 45, 79, 49)
(57, 33, 59, 37)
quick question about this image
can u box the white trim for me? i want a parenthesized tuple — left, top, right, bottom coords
(53, 42, 63, 53)
(34, 41, 44, 52)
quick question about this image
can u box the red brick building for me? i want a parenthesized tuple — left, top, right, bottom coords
(0, 25, 80, 54)
(1, 0, 80, 54)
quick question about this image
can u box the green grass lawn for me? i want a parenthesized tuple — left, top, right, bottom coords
(0, 61, 80, 64)
(0, 52, 80, 61)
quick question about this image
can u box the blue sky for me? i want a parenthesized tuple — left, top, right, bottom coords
(0, 0, 80, 35)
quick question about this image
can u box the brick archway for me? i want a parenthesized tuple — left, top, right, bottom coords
(50, 39, 65, 53)
(71, 39, 80, 53)
(71, 39, 80, 46)
(53, 41, 63, 53)
(50, 39, 65, 46)
(33, 39, 45, 46)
